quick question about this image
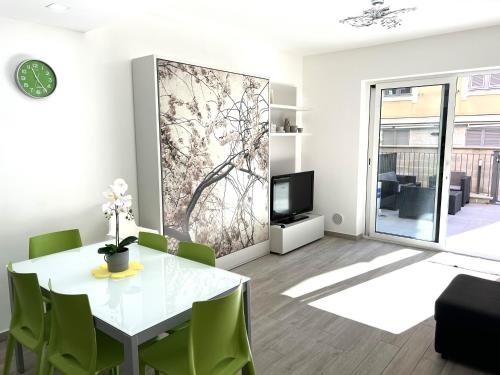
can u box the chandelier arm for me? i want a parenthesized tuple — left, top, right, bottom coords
(386, 7, 417, 16)
(339, 0, 416, 29)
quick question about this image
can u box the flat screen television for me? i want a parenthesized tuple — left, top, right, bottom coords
(271, 171, 314, 224)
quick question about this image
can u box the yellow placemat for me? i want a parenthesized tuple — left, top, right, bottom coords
(91, 261, 144, 279)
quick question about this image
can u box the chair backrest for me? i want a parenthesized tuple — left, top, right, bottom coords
(138, 232, 168, 252)
(177, 241, 216, 266)
(29, 229, 82, 259)
(450, 171, 466, 186)
(378, 171, 398, 182)
(47, 289, 97, 373)
(189, 285, 251, 374)
(8, 264, 45, 349)
(428, 175, 437, 188)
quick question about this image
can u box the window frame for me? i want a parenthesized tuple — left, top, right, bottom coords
(463, 74, 500, 97)
(381, 128, 410, 146)
(465, 126, 500, 147)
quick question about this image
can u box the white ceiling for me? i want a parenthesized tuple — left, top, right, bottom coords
(2, 0, 500, 55)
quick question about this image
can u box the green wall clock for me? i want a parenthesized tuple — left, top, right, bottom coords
(15, 59, 57, 98)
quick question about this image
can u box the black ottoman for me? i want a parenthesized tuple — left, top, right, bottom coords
(435, 274, 500, 371)
(448, 191, 462, 215)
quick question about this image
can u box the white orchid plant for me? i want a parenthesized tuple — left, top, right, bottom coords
(98, 178, 137, 256)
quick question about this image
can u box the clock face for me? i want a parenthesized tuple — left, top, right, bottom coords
(16, 60, 57, 98)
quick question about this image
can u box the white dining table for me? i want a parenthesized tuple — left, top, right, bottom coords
(7, 242, 252, 375)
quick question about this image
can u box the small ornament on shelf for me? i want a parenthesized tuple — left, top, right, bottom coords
(284, 118, 291, 133)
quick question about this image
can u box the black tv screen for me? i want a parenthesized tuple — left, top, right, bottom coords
(271, 171, 314, 222)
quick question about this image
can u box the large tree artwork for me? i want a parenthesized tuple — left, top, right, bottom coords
(157, 59, 269, 257)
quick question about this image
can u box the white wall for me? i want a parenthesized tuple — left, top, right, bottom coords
(270, 137, 297, 176)
(0, 15, 302, 331)
(302, 25, 500, 236)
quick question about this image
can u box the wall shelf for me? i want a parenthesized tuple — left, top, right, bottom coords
(270, 104, 311, 111)
(270, 132, 311, 137)
(269, 83, 310, 175)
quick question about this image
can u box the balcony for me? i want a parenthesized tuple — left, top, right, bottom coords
(376, 148, 500, 259)
(379, 147, 500, 200)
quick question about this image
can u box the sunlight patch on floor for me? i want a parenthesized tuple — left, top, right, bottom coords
(309, 260, 497, 334)
(447, 221, 500, 261)
(282, 249, 421, 298)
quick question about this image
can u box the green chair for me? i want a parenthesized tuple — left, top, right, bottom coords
(44, 289, 123, 375)
(170, 242, 217, 333)
(139, 285, 255, 375)
(3, 263, 48, 375)
(29, 229, 82, 259)
(138, 231, 168, 253)
(177, 241, 216, 267)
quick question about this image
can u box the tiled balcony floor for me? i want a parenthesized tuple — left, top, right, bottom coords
(376, 203, 500, 260)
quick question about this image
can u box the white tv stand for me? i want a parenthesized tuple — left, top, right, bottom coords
(270, 214, 324, 254)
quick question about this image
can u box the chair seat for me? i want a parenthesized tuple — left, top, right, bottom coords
(211, 357, 249, 375)
(10, 326, 38, 350)
(140, 328, 190, 374)
(48, 330, 123, 375)
(10, 312, 50, 350)
(140, 328, 249, 375)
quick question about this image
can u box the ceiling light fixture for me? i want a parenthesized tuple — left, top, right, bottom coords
(45, 2, 70, 13)
(340, 0, 416, 29)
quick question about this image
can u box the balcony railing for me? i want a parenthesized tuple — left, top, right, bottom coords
(379, 148, 498, 197)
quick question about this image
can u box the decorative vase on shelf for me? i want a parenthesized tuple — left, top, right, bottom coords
(284, 118, 291, 133)
(98, 178, 137, 273)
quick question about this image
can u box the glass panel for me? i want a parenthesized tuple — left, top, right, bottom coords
(375, 84, 447, 242)
(446, 74, 500, 260)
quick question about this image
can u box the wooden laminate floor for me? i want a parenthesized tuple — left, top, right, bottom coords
(0, 237, 492, 374)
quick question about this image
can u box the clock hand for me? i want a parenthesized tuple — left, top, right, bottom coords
(31, 67, 48, 93)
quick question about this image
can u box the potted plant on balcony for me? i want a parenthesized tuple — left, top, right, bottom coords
(99, 178, 137, 272)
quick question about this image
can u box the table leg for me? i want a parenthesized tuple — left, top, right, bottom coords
(7, 267, 25, 373)
(122, 335, 140, 375)
(14, 343, 25, 374)
(242, 281, 252, 375)
(243, 281, 251, 344)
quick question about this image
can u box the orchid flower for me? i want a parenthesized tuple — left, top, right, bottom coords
(102, 178, 134, 247)
(102, 179, 134, 217)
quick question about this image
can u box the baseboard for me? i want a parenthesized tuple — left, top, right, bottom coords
(216, 240, 269, 270)
(0, 330, 7, 342)
(324, 230, 363, 241)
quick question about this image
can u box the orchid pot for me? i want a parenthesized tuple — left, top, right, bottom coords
(105, 251, 129, 273)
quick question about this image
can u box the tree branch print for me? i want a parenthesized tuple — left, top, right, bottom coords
(157, 60, 269, 257)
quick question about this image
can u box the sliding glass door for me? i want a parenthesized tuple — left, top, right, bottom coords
(367, 78, 456, 247)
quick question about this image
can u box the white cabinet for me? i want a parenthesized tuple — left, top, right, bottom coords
(270, 214, 324, 254)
